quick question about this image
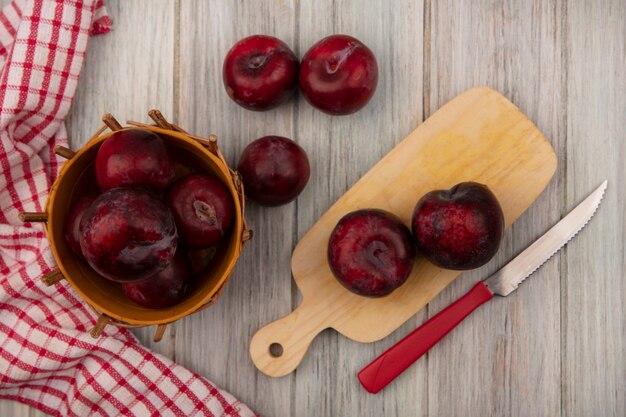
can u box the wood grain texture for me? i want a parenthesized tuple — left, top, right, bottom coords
(174, 2, 296, 417)
(2, 0, 626, 416)
(292, 1, 426, 416)
(427, 1, 565, 417)
(563, 1, 626, 416)
(251, 87, 557, 377)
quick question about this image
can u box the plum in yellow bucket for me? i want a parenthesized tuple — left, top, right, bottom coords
(19, 110, 251, 342)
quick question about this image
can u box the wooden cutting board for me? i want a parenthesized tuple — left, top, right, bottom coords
(249, 87, 557, 377)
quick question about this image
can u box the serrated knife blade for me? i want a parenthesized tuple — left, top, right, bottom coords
(358, 180, 608, 394)
(484, 179, 607, 296)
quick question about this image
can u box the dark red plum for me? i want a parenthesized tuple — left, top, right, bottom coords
(299, 35, 378, 115)
(122, 250, 191, 309)
(237, 136, 310, 206)
(223, 35, 299, 111)
(165, 174, 234, 248)
(79, 187, 177, 282)
(411, 182, 504, 270)
(65, 192, 97, 257)
(328, 209, 416, 297)
(95, 129, 175, 193)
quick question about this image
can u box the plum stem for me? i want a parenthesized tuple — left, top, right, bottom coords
(248, 54, 267, 69)
(193, 200, 218, 226)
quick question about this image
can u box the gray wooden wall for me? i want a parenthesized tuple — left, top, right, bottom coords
(1, 1, 624, 416)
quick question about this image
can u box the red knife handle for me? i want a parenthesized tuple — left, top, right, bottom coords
(358, 282, 494, 394)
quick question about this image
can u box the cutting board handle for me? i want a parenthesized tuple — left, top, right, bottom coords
(250, 299, 329, 377)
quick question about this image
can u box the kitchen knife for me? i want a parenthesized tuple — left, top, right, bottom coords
(358, 180, 608, 394)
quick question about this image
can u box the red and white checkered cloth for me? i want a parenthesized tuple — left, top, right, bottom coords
(0, 1, 258, 416)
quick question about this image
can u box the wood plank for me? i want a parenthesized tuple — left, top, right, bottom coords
(65, 0, 176, 357)
(0, 404, 33, 417)
(293, 0, 426, 416)
(427, 1, 565, 416)
(175, 2, 296, 417)
(564, 1, 626, 416)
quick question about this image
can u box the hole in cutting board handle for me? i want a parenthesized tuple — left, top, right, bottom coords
(269, 343, 283, 357)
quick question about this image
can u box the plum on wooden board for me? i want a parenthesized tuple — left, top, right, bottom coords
(95, 128, 175, 193)
(65, 192, 97, 257)
(299, 34, 378, 115)
(411, 182, 504, 270)
(165, 174, 234, 248)
(122, 250, 191, 309)
(328, 209, 416, 297)
(223, 35, 299, 111)
(79, 187, 177, 282)
(237, 136, 310, 206)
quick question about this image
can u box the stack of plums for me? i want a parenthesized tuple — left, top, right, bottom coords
(224, 33, 379, 207)
(328, 183, 505, 297)
(65, 129, 235, 309)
